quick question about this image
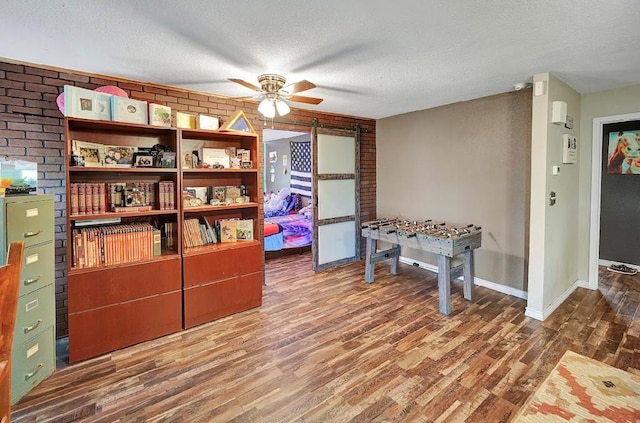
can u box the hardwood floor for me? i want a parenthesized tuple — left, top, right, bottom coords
(11, 252, 640, 422)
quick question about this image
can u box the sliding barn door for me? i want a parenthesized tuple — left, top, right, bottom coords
(312, 125, 360, 271)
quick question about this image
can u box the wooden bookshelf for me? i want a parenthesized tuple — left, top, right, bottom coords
(64, 117, 264, 362)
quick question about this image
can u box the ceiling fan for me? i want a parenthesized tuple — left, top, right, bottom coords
(229, 74, 323, 118)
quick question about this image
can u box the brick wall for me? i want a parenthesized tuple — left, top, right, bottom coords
(0, 60, 376, 338)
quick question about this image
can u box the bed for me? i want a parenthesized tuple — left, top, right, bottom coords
(264, 213, 313, 251)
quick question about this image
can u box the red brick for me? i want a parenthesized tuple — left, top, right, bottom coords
(155, 95, 177, 103)
(187, 106, 207, 113)
(143, 86, 167, 95)
(8, 88, 42, 100)
(43, 109, 63, 118)
(188, 92, 209, 101)
(26, 99, 57, 109)
(130, 91, 155, 101)
(59, 72, 90, 83)
(0, 96, 25, 106)
(0, 146, 26, 156)
(0, 63, 24, 73)
(6, 72, 41, 83)
(26, 82, 60, 94)
(166, 89, 189, 99)
(26, 67, 58, 78)
(10, 139, 46, 148)
(43, 124, 64, 133)
(118, 82, 143, 91)
(90, 77, 118, 86)
(42, 77, 67, 87)
(177, 97, 199, 106)
(8, 105, 41, 115)
(27, 115, 61, 125)
(8, 121, 42, 131)
(27, 131, 61, 141)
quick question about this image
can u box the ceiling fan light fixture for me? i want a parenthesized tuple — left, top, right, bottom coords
(258, 98, 276, 118)
(275, 99, 290, 116)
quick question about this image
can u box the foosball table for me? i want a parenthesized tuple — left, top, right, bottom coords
(361, 218, 482, 315)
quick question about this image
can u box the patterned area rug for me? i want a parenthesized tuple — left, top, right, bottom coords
(513, 350, 640, 422)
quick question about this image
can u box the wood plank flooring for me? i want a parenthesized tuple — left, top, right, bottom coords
(11, 252, 640, 422)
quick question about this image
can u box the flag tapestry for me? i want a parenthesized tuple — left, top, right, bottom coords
(290, 141, 312, 197)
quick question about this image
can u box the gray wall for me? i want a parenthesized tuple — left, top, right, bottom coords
(377, 89, 532, 291)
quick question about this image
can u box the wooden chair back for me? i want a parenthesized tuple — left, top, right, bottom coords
(0, 241, 25, 423)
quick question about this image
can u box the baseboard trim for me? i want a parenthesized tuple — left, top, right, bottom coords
(524, 279, 582, 321)
(598, 258, 640, 272)
(398, 256, 528, 300)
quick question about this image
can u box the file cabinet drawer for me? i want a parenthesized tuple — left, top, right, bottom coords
(13, 284, 55, 347)
(6, 200, 54, 247)
(20, 242, 55, 297)
(11, 326, 55, 404)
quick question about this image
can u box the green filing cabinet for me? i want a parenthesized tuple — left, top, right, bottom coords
(0, 194, 55, 404)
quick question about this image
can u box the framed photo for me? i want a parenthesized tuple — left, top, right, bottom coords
(103, 145, 137, 167)
(133, 153, 155, 168)
(72, 140, 103, 167)
(196, 114, 220, 130)
(160, 152, 176, 168)
(607, 130, 640, 174)
(269, 151, 277, 163)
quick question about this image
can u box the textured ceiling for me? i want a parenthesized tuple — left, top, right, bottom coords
(1, 1, 640, 119)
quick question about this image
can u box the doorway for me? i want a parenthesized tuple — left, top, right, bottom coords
(589, 112, 640, 288)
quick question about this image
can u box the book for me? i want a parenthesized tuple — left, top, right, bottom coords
(153, 229, 161, 256)
(236, 219, 253, 241)
(64, 85, 112, 120)
(219, 220, 237, 243)
(111, 96, 148, 124)
(148, 103, 171, 127)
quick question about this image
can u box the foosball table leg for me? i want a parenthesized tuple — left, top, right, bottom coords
(437, 254, 452, 315)
(462, 250, 475, 301)
(389, 244, 400, 276)
(365, 237, 377, 283)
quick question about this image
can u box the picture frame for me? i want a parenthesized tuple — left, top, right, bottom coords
(196, 114, 220, 130)
(219, 110, 257, 135)
(148, 103, 172, 127)
(133, 153, 155, 168)
(103, 145, 137, 167)
(160, 152, 176, 168)
(176, 112, 197, 129)
(72, 140, 103, 167)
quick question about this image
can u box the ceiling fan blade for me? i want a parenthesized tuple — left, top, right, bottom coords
(289, 95, 323, 105)
(284, 80, 316, 94)
(229, 78, 261, 91)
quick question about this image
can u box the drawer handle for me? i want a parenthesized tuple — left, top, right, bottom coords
(25, 363, 43, 380)
(24, 319, 43, 334)
(24, 275, 42, 285)
(24, 230, 42, 238)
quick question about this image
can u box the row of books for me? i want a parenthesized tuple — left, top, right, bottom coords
(70, 181, 176, 215)
(71, 223, 161, 269)
(183, 218, 254, 248)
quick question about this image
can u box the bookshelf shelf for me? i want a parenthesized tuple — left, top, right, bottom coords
(183, 202, 259, 213)
(64, 116, 264, 361)
(69, 209, 179, 221)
